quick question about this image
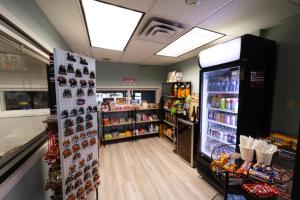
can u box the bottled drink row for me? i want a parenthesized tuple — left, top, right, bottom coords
(207, 70, 240, 92)
(205, 139, 235, 155)
(208, 95, 238, 112)
(208, 125, 237, 144)
(172, 82, 191, 98)
(208, 110, 237, 127)
(164, 112, 176, 124)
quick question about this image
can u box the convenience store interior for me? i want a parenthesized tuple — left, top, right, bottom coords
(0, 0, 300, 200)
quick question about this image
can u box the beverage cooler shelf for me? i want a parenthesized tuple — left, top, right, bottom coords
(208, 107, 237, 114)
(207, 91, 239, 94)
(207, 135, 235, 146)
(208, 119, 237, 129)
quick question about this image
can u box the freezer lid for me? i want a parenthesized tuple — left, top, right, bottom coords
(198, 37, 241, 68)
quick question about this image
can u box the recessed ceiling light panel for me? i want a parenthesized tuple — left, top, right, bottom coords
(81, 0, 143, 51)
(156, 27, 224, 57)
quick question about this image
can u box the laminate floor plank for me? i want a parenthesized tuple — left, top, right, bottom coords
(99, 137, 219, 200)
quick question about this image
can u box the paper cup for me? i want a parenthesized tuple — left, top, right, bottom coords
(255, 150, 273, 166)
(239, 145, 254, 161)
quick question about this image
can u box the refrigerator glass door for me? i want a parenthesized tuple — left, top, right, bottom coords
(200, 66, 240, 158)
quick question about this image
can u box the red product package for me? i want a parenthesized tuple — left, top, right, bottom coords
(242, 183, 275, 198)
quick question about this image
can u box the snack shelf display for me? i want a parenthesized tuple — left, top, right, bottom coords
(101, 107, 160, 144)
(53, 49, 100, 200)
(210, 145, 294, 200)
(161, 81, 192, 143)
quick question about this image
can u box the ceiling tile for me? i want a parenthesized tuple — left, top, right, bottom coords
(198, 0, 300, 36)
(55, 26, 89, 46)
(141, 55, 179, 66)
(149, 0, 233, 26)
(35, 0, 84, 30)
(91, 47, 123, 62)
(69, 45, 92, 57)
(120, 39, 165, 63)
(102, 0, 156, 12)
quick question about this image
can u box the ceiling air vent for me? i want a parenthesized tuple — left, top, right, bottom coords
(139, 18, 185, 44)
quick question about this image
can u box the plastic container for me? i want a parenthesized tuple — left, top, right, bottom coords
(239, 145, 254, 161)
(255, 150, 274, 166)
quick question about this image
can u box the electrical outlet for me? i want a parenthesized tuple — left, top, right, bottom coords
(286, 99, 296, 110)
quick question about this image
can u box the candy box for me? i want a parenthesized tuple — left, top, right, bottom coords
(242, 183, 276, 198)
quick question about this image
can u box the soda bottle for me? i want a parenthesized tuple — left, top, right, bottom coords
(177, 83, 181, 97)
(220, 98, 225, 110)
(226, 98, 231, 110)
(225, 114, 230, 124)
(225, 76, 230, 91)
(173, 83, 178, 97)
(185, 83, 191, 97)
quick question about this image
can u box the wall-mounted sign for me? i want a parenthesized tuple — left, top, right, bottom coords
(123, 77, 136, 87)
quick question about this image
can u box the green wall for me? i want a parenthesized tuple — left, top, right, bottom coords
(261, 14, 300, 135)
(166, 57, 200, 94)
(96, 60, 165, 88)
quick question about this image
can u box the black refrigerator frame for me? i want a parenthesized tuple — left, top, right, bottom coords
(196, 34, 277, 193)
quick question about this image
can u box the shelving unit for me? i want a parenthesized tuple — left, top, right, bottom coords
(133, 108, 160, 141)
(161, 81, 192, 143)
(101, 108, 160, 145)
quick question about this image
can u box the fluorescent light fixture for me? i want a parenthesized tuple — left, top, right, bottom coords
(81, 0, 143, 51)
(156, 27, 224, 57)
(199, 37, 241, 68)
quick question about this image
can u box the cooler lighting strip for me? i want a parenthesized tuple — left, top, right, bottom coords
(81, 0, 143, 51)
(156, 27, 224, 57)
(199, 37, 242, 68)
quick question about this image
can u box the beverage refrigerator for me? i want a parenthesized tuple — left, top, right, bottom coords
(196, 34, 277, 192)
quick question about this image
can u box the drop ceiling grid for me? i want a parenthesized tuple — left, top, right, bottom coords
(35, 0, 300, 65)
(100, 0, 158, 62)
(119, 0, 235, 64)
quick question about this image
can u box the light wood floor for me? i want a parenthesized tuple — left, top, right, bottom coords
(99, 137, 219, 200)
